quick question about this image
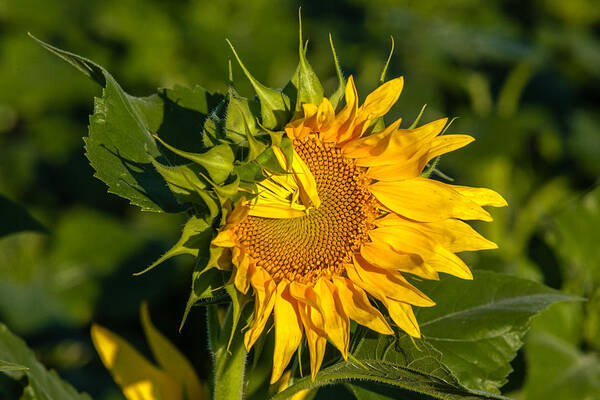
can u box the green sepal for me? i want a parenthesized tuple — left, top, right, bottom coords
(420, 116, 457, 180)
(227, 39, 291, 130)
(150, 159, 221, 213)
(286, 10, 324, 112)
(409, 104, 428, 129)
(369, 37, 396, 133)
(134, 214, 214, 276)
(180, 267, 229, 331)
(154, 136, 234, 185)
(210, 174, 241, 202)
(224, 283, 251, 352)
(328, 34, 346, 112)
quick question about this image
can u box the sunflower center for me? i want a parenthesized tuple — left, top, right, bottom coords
(233, 137, 378, 284)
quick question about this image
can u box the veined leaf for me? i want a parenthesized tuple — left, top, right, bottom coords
(414, 271, 581, 394)
(0, 323, 91, 400)
(272, 358, 505, 400)
(31, 34, 224, 213)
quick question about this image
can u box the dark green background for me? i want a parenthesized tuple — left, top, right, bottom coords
(1, 0, 599, 399)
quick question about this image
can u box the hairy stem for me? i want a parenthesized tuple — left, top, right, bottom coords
(208, 304, 247, 400)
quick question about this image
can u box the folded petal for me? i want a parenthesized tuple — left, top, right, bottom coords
(297, 303, 327, 380)
(332, 276, 393, 335)
(382, 299, 421, 338)
(451, 186, 508, 207)
(313, 278, 349, 359)
(244, 268, 276, 350)
(360, 241, 439, 280)
(347, 255, 435, 307)
(271, 281, 303, 384)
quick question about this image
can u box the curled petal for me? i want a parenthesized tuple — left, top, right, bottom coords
(244, 268, 276, 351)
(332, 276, 393, 335)
(271, 281, 303, 384)
(313, 278, 349, 359)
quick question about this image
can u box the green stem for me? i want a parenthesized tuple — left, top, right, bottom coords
(208, 304, 248, 400)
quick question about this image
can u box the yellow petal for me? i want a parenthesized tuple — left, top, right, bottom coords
(354, 119, 447, 167)
(140, 303, 206, 400)
(321, 76, 358, 143)
(313, 278, 349, 359)
(348, 255, 435, 307)
(289, 281, 319, 308)
(366, 150, 428, 181)
(212, 229, 235, 247)
(370, 178, 493, 222)
(360, 241, 440, 280)
(316, 98, 335, 131)
(375, 214, 498, 253)
(451, 186, 508, 207)
(91, 324, 181, 400)
(341, 118, 402, 159)
(332, 276, 393, 335)
(297, 303, 327, 380)
(369, 226, 472, 279)
(244, 268, 277, 350)
(358, 77, 404, 121)
(271, 281, 303, 384)
(382, 299, 421, 338)
(234, 255, 252, 294)
(425, 134, 474, 162)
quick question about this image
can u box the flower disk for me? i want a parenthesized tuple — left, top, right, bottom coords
(234, 138, 379, 284)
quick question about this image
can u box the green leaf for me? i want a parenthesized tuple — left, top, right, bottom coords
(521, 303, 600, 400)
(272, 358, 504, 400)
(32, 34, 224, 213)
(0, 323, 91, 399)
(289, 10, 324, 111)
(413, 271, 581, 394)
(0, 194, 46, 238)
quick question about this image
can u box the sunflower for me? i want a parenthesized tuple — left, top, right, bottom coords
(212, 75, 507, 383)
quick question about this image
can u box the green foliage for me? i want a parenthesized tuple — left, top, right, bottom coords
(0, 323, 91, 400)
(414, 271, 580, 393)
(0, 194, 46, 238)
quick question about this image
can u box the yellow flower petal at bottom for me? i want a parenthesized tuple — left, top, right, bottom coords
(360, 241, 440, 280)
(332, 276, 393, 335)
(244, 268, 277, 351)
(349, 255, 435, 307)
(313, 278, 350, 359)
(297, 303, 327, 380)
(91, 324, 182, 400)
(271, 281, 303, 384)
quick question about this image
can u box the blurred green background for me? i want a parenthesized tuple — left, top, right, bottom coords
(1, 0, 599, 398)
